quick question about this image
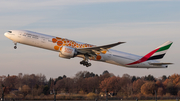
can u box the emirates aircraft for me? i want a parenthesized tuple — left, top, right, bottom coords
(4, 30, 173, 68)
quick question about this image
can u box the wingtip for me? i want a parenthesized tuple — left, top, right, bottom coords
(118, 42, 126, 44)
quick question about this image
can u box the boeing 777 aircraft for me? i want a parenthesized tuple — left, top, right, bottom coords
(4, 30, 173, 68)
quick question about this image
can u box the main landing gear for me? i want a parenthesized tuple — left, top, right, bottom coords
(80, 55, 92, 67)
(14, 43, 17, 49)
(80, 60, 91, 67)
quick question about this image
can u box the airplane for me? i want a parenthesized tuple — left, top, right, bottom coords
(4, 30, 173, 68)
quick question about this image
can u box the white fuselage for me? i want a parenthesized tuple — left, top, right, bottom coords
(4, 30, 167, 68)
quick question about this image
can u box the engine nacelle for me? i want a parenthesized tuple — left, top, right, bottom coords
(59, 46, 77, 59)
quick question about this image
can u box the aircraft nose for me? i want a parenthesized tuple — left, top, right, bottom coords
(4, 32, 7, 37)
(4, 32, 10, 38)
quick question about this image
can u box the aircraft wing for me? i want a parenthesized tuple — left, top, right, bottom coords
(149, 62, 173, 66)
(76, 42, 125, 55)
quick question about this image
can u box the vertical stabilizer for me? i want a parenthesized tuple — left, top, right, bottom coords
(147, 41, 173, 60)
(127, 41, 173, 65)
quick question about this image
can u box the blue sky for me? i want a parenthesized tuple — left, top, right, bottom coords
(1, 0, 180, 79)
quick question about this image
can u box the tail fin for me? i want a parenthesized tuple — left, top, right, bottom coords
(127, 41, 173, 65)
(147, 41, 173, 60)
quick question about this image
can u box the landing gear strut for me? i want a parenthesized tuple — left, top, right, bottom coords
(14, 43, 17, 49)
(80, 55, 92, 67)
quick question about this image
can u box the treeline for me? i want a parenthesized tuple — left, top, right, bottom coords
(0, 71, 180, 100)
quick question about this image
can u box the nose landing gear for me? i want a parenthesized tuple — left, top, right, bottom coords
(14, 43, 17, 49)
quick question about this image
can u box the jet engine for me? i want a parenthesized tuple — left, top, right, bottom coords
(59, 46, 77, 59)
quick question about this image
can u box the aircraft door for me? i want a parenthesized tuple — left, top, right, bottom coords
(39, 37, 47, 47)
(107, 54, 111, 58)
(41, 37, 46, 43)
(18, 32, 22, 38)
(107, 52, 112, 59)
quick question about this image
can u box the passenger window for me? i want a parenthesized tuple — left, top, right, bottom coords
(27, 35, 31, 38)
(32, 36, 38, 39)
(23, 34, 26, 36)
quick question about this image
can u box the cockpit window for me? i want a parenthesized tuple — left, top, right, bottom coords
(8, 31, 12, 33)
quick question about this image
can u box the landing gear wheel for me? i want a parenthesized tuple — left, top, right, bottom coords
(80, 61, 85, 65)
(14, 46, 17, 49)
(80, 60, 92, 67)
(86, 63, 91, 67)
(83, 62, 88, 66)
(14, 42, 17, 49)
(88, 63, 91, 66)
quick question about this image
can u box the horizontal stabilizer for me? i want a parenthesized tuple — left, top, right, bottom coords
(149, 62, 173, 66)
